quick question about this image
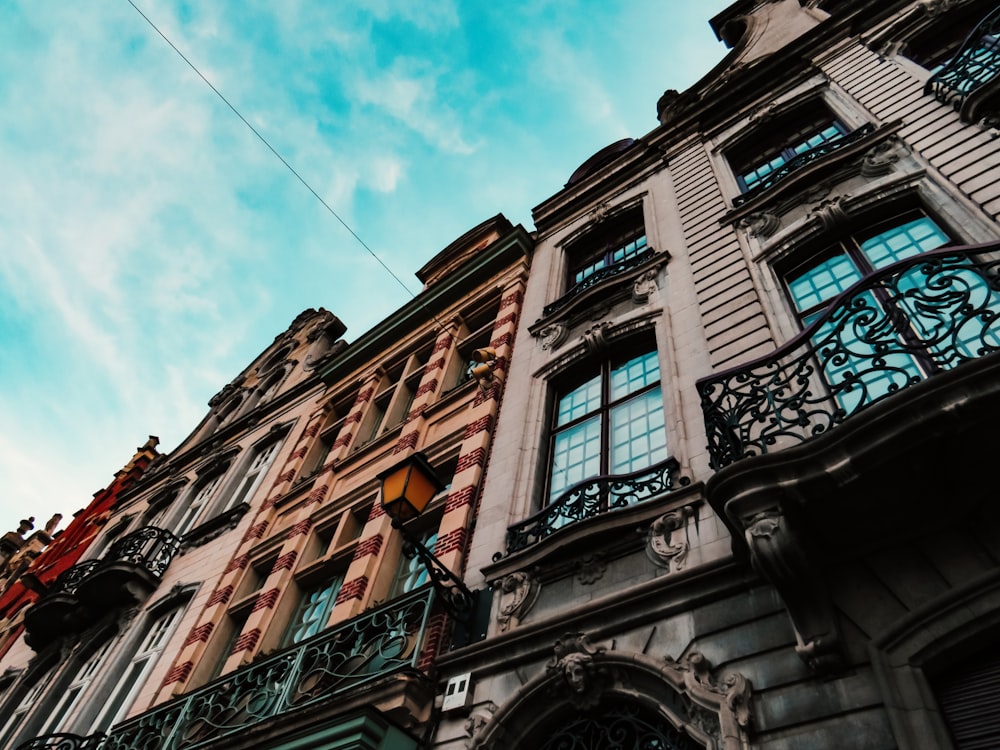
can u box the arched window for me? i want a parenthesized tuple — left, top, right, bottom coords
(539, 698, 700, 750)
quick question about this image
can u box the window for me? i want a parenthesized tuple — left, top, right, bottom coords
(547, 346, 668, 503)
(922, 3, 1000, 117)
(565, 208, 648, 288)
(444, 298, 501, 391)
(729, 101, 848, 194)
(91, 607, 182, 732)
(907, 0, 999, 72)
(783, 213, 1000, 413)
(174, 474, 224, 537)
(282, 573, 344, 646)
(220, 441, 280, 512)
(0, 671, 50, 748)
(357, 348, 431, 447)
(389, 526, 438, 599)
(300, 390, 358, 477)
(38, 639, 115, 735)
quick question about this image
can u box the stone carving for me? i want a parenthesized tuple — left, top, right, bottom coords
(860, 137, 903, 177)
(546, 633, 608, 708)
(736, 211, 781, 239)
(581, 322, 612, 357)
(646, 506, 695, 572)
(590, 201, 611, 224)
(810, 194, 851, 231)
(748, 100, 779, 125)
(663, 651, 753, 731)
(575, 555, 607, 585)
(744, 510, 844, 673)
(632, 265, 661, 302)
(534, 322, 568, 351)
(496, 571, 539, 633)
(464, 702, 498, 749)
(801, 182, 833, 205)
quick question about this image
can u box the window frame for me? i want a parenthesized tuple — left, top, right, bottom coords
(545, 340, 668, 504)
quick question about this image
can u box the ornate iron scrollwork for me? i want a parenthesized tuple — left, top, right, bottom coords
(504, 457, 690, 554)
(538, 699, 699, 750)
(106, 526, 181, 578)
(925, 6, 1000, 116)
(13, 734, 106, 750)
(731, 123, 875, 207)
(697, 246, 1000, 469)
(542, 249, 657, 317)
(48, 560, 102, 596)
(103, 587, 434, 750)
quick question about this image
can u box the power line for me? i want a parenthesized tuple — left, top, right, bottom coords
(126, 0, 432, 310)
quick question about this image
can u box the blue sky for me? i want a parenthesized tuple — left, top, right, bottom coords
(0, 1, 733, 536)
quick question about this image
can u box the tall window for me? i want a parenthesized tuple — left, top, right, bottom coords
(389, 527, 438, 598)
(730, 102, 848, 194)
(37, 639, 115, 736)
(547, 346, 668, 502)
(221, 441, 280, 512)
(175, 474, 224, 537)
(0, 672, 50, 748)
(91, 607, 182, 732)
(784, 213, 962, 412)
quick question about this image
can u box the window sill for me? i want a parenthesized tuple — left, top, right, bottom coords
(529, 249, 666, 334)
(723, 121, 897, 224)
(180, 503, 251, 552)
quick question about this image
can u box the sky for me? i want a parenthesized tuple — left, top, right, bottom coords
(0, 0, 734, 537)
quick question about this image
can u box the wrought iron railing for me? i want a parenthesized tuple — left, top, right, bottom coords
(105, 526, 181, 578)
(42, 527, 180, 599)
(697, 245, 1000, 470)
(505, 457, 690, 554)
(542, 249, 656, 317)
(925, 7, 1000, 114)
(731, 123, 875, 207)
(102, 587, 434, 750)
(13, 734, 105, 750)
(47, 560, 102, 596)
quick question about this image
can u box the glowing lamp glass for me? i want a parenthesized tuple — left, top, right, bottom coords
(378, 452, 445, 523)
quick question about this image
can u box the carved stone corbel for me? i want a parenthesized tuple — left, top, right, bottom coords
(580, 322, 613, 357)
(810, 194, 851, 232)
(533, 322, 568, 351)
(646, 506, 694, 572)
(496, 571, 539, 633)
(663, 651, 754, 733)
(545, 633, 609, 709)
(860, 136, 904, 177)
(744, 510, 844, 672)
(736, 212, 781, 239)
(465, 702, 498, 749)
(632, 265, 661, 302)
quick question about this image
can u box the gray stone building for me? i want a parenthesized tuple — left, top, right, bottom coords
(436, 1, 1000, 748)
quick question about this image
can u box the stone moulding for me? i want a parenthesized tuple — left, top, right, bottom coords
(466, 631, 753, 750)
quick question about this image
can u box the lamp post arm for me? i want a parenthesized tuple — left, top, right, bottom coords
(393, 520, 476, 623)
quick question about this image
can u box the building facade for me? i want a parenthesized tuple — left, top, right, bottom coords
(434, 1, 1000, 749)
(0, 215, 531, 749)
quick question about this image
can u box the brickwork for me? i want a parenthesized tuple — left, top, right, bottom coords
(456, 448, 486, 473)
(394, 431, 420, 454)
(435, 527, 467, 556)
(415, 379, 439, 398)
(207, 585, 234, 607)
(335, 575, 369, 604)
(231, 628, 261, 655)
(285, 518, 313, 539)
(444, 486, 475, 512)
(252, 588, 281, 612)
(354, 534, 384, 559)
(243, 520, 269, 541)
(416, 611, 449, 672)
(463, 414, 494, 440)
(162, 661, 194, 687)
(272, 551, 298, 573)
(183, 622, 215, 647)
(224, 555, 249, 574)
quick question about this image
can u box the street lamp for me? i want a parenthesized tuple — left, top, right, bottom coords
(378, 452, 476, 622)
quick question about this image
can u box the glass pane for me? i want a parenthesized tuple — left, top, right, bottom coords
(286, 575, 343, 645)
(789, 253, 861, 312)
(610, 351, 660, 401)
(393, 529, 437, 596)
(811, 290, 924, 415)
(860, 216, 949, 269)
(555, 375, 601, 427)
(610, 387, 668, 476)
(549, 415, 601, 499)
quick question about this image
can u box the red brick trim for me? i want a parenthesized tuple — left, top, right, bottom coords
(424, 356, 446, 373)
(357, 387, 375, 404)
(394, 431, 419, 454)
(415, 379, 438, 398)
(272, 551, 298, 572)
(432, 335, 454, 354)
(224, 555, 249, 574)
(305, 423, 322, 438)
(244, 521, 269, 541)
(435, 527, 468, 556)
(309, 483, 329, 504)
(290, 446, 308, 459)
(490, 332, 514, 350)
(335, 576, 369, 604)
(368, 502, 386, 521)
(354, 534, 384, 559)
(286, 518, 313, 539)
(463, 414, 494, 439)
(252, 588, 280, 612)
(456, 448, 486, 473)
(208, 585, 235, 606)
(494, 311, 517, 328)
(162, 661, 194, 686)
(500, 290, 523, 309)
(183, 622, 215, 647)
(444, 486, 475, 512)
(231, 628, 261, 655)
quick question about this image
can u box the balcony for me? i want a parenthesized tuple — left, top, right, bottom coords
(14, 734, 105, 750)
(23, 527, 180, 649)
(697, 244, 1000, 470)
(100, 587, 434, 750)
(925, 7, 1000, 122)
(731, 123, 875, 208)
(540, 247, 658, 319)
(503, 457, 690, 554)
